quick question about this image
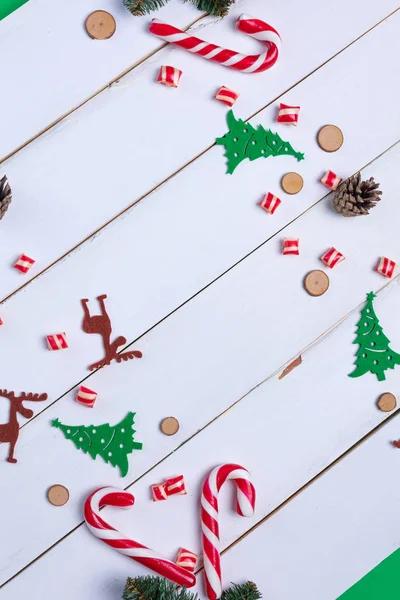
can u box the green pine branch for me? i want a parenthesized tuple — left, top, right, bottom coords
(185, 0, 236, 17)
(221, 582, 262, 600)
(122, 577, 261, 600)
(123, 0, 171, 16)
(122, 576, 198, 600)
(123, 0, 235, 16)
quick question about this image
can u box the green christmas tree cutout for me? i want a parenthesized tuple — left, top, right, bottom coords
(349, 292, 400, 381)
(52, 412, 142, 477)
(216, 110, 305, 174)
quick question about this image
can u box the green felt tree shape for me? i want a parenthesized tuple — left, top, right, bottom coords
(216, 110, 305, 174)
(52, 412, 142, 477)
(349, 292, 400, 381)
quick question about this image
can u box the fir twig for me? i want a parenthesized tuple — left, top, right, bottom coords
(123, 0, 171, 16)
(221, 582, 262, 600)
(122, 576, 199, 600)
(122, 577, 261, 600)
(186, 0, 235, 17)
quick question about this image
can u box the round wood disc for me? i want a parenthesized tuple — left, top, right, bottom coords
(317, 125, 344, 153)
(377, 392, 397, 413)
(281, 172, 303, 195)
(160, 417, 180, 436)
(47, 484, 69, 507)
(85, 11, 116, 40)
(304, 270, 330, 297)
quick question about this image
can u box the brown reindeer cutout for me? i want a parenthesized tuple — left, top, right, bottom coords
(0, 390, 48, 463)
(81, 295, 142, 371)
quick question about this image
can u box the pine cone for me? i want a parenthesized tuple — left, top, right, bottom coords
(0, 175, 12, 221)
(332, 172, 382, 217)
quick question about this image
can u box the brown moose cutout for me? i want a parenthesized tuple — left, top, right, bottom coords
(81, 295, 142, 371)
(0, 390, 48, 463)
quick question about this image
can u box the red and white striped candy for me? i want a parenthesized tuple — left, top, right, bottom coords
(201, 464, 256, 600)
(283, 238, 299, 255)
(215, 86, 239, 107)
(165, 475, 186, 496)
(376, 256, 397, 278)
(320, 247, 345, 269)
(152, 484, 168, 502)
(277, 103, 300, 125)
(259, 192, 281, 215)
(76, 386, 97, 408)
(321, 170, 342, 191)
(13, 254, 35, 274)
(47, 333, 68, 351)
(176, 548, 197, 573)
(149, 14, 281, 74)
(84, 487, 196, 587)
(157, 65, 182, 88)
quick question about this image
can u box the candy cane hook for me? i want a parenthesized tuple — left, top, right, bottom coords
(84, 487, 196, 588)
(149, 14, 281, 74)
(201, 464, 256, 599)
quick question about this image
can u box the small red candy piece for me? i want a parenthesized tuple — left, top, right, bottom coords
(259, 192, 281, 215)
(14, 254, 35, 274)
(321, 170, 342, 191)
(320, 247, 345, 269)
(376, 257, 397, 279)
(215, 86, 239, 107)
(47, 333, 68, 351)
(277, 102, 300, 125)
(152, 484, 168, 502)
(165, 474, 186, 496)
(157, 65, 183, 88)
(283, 238, 299, 255)
(76, 386, 97, 408)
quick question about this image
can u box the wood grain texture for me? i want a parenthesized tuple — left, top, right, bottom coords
(0, 0, 199, 159)
(2, 283, 400, 597)
(0, 142, 399, 587)
(1, 1, 400, 597)
(1, 1, 398, 301)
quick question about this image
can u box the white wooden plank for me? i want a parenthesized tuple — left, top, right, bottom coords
(1, 0, 398, 300)
(2, 282, 400, 597)
(1, 137, 399, 432)
(1, 22, 399, 408)
(190, 410, 400, 599)
(0, 0, 199, 158)
(0, 144, 399, 586)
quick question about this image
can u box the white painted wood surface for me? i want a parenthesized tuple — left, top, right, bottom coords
(1, 0, 398, 300)
(0, 0, 200, 159)
(1, 0, 400, 598)
(2, 282, 400, 598)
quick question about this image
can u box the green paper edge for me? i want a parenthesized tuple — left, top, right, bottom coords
(337, 548, 400, 599)
(0, 0, 29, 21)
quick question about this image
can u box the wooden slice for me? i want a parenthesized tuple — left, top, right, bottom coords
(377, 392, 397, 413)
(47, 484, 69, 506)
(160, 417, 180, 436)
(85, 11, 116, 40)
(317, 125, 344, 153)
(281, 172, 303, 195)
(304, 270, 330, 297)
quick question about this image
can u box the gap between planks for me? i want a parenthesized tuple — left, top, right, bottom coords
(5, 138, 400, 439)
(1, 272, 398, 591)
(0, 11, 207, 166)
(0, 7, 398, 308)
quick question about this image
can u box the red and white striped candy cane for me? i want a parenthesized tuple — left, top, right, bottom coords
(201, 464, 256, 599)
(149, 14, 281, 74)
(84, 487, 196, 588)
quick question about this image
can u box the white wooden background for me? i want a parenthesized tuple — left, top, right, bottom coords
(0, 0, 399, 598)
